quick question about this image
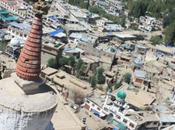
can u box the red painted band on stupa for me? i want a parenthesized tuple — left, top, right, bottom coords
(16, 17, 42, 81)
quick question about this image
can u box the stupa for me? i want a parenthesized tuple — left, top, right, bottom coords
(0, 0, 57, 130)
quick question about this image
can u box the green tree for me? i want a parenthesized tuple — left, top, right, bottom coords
(120, 16, 126, 27)
(68, 0, 88, 9)
(96, 67, 105, 84)
(147, 0, 164, 18)
(68, 56, 76, 68)
(58, 57, 68, 67)
(24, 0, 35, 3)
(114, 80, 122, 90)
(127, 0, 175, 19)
(75, 59, 84, 70)
(0, 40, 7, 52)
(163, 10, 175, 27)
(123, 73, 132, 84)
(129, 0, 150, 18)
(164, 21, 175, 45)
(88, 6, 125, 25)
(68, 56, 76, 74)
(47, 58, 57, 69)
(78, 63, 86, 77)
(75, 59, 85, 77)
(90, 76, 97, 89)
(150, 35, 163, 45)
(89, 6, 106, 15)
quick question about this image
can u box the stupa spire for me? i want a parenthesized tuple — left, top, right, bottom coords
(16, 0, 49, 81)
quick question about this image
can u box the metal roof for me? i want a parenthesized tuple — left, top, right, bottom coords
(1, 16, 18, 21)
(0, 9, 9, 14)
(49, 28, 65, 37)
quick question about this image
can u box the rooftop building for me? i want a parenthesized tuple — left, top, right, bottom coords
(7, 22, 31, 39)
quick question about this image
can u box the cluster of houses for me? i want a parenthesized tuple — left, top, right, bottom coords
(0, 0, 31, 19)
(138, 16, 162, 32)
(0, 0, 175, 130)
(90, 0, 125, 16)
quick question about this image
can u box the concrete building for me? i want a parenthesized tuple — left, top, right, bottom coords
(42, 41, 65, 56)
(0, 0, 27, 18)
(78, 43, 115, 70)
(83, 86, 158, 130)
(132, 70, 148, 87)
(103, 24, 124, 32)
(92, 0, 124, 16)
(5, 37, 24, 58)
(41, 69, 92, 96)
(7, 22, 31, 39)
(83, 90, 149, 130)
(138, 16, 162, 32)
(0, 1, 57, 130)
(155, 45, 175, 57)
(65, 23, 87, 35)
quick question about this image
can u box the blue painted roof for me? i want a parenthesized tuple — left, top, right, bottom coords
(49, 28, 64, 37)
(48, 16, 58, 22)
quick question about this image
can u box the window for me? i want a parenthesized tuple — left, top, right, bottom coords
(123, 119, 127, 123)
(135, 78, 143, 83)
(129, 123, 135, 128)
(104, 107, 108, 112)
(153, 122, 158, 125)
(24, 59, 29, 63)
(97, 107, 101, 111)
(116, 115, 121, 119)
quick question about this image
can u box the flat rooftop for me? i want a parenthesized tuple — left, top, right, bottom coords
(42, 67, 58, 76)
(113, 33, 136, 39)
(42, 69, 92, 96)
(115, 85, 156, 109)
(51, 94, 85, 130)
(0, 73, 57, 112)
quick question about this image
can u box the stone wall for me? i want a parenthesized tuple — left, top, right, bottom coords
(0, 105, 56, 130)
